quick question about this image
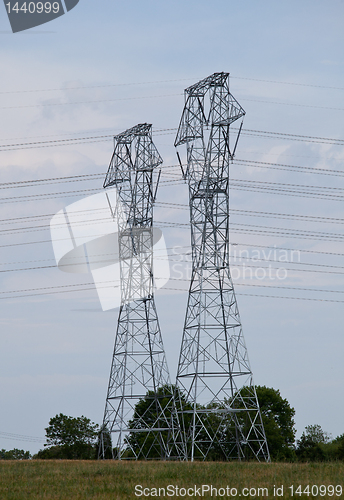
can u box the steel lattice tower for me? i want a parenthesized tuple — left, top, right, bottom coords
(174, 73, 270, 462)
(100, 124, 183, 460)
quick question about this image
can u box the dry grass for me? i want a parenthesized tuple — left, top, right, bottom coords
(0, 460, 343, 499)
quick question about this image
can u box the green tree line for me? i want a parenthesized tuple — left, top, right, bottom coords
(2, 386, 343, 461)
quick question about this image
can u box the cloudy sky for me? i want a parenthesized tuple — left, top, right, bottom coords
(0, 0, 344, 454)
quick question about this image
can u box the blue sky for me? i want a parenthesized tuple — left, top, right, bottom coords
(0, 0, 344, 454)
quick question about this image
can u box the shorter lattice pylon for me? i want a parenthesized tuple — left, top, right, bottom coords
(99, 124, 185, 460)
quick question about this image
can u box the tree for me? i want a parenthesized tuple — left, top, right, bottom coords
(320, 433, 344, 461)
(254, 386, 296, 460)
(174, 386, 296, 461)
(224, 386, 296, 461)
(296, 424, 329, 462)
(126, 385, 192, 460)
(296, 425, 344, 462)
(35, 414, 99, 459)
(126, 384, 297, 461)
(0, 448, 31, 460)
(333, 434, 344, 460)
(96, 425, 113, 459)
(192, 401, 234, 461)
(302, 424, 332, 444)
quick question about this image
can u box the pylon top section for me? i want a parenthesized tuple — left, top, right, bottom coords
(184, 72, 229, 96)
(104, 123, 163, 188)
(175, 72, 246, 148)
(114, 123, 151, 144)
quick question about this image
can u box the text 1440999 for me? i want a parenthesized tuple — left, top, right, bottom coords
(5, 2, 60, 14)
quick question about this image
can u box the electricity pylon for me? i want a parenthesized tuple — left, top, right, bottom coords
(174, 73, 270, 462)
(100, 123, 183, 460)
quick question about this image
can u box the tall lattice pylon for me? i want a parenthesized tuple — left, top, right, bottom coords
(100, 124, 183, 460)
(174, 73, 270, 462)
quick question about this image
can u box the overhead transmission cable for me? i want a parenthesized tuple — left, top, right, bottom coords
(1, 279, 344, 304)
(2, 251, 344, 275)
(0, 431, 45, 443)
(1, 74, 344, 95)
(1, 127, 344, 151)
(1, 177, 344, 205)
(1, 91, 344, 113)
(0, 202, 343, 228)
(230, 76, 344, 91)
(1, 158, 344, 193)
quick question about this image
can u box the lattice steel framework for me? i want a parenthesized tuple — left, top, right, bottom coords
(100, 124, 183, 460)
(174, 73, 270, 462)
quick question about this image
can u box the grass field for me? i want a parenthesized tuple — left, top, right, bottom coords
(0, 461, 343, 499)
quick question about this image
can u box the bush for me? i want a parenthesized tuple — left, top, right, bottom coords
(0, 448, 31, 460)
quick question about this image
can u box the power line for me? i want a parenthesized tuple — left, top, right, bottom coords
(159, 221, 344, 241)
(1, 278, 344, 303)
(163, 240, 344, 259)
(241, 129, 344, 145)
(234, 158, 344, 178)
(0, 187, 101, 203)
(231, 242, 344, 258)
(240, 97, 344, 113)
(2, 247, 344, 274)
(229, 226, 344, 242)
(1, 241, 342, 268)
(0, 93, 182, 111)
(0, 172, 105, 190)
(232, 178, 344, 192)
(230, 75, 344, 91)
(0, 431, 45, 443)
(1, 126, 344, 152)
(233, 283, 344, 294)
(0, 77, 195, 95)
(0, 74, 342, 96)
(157, 179, 344, 201)
(163, 286, 344, 304)
(1, 90, 343, 114)
(1, 216, 344, 243)
(0, 128, 175, 151)
(2, 205, 344, 237)
(235, 292, 344, 304)
(157, 201, 344, 224)
(157, 220, 344, 242)
(0, 136, 113, 151)
(0, 160, 344, 198)
(157, 254, 344, 273)
(0, 159, 178, 190)
(231, 222, 344, 241)
(1, 177, 344, 205)
(0, 281, 106, 298)
(1, 201, 344, 228)
(230, 182, 344, 202)
(1, 220, 344, 247)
